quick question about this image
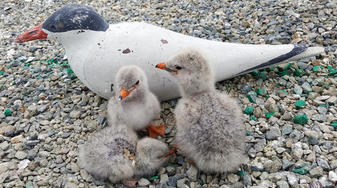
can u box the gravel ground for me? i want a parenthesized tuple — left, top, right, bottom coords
(1, 0, 337, 187)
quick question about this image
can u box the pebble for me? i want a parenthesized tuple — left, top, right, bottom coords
(160, 174, 169, 184)
(292, 142, 303, 159)
(276, 181, 289, 188)
(138, 178, 150, 186)
(186, 166, 198, 181)
(316, 158, 330, 170)
(328, 171, 337, 182)
(309, 166, 324, 178)
(69, 111, 81, 119)
(265, 126, 281, 140)
(15, 151, 27, 160)
(301, 82, 312, 93)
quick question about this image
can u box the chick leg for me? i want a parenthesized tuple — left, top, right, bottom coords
(146, 125, 166, 138)
(146, 117, 166, 138)
(160, 145, 178, 158)
(122, 178, 138, 188)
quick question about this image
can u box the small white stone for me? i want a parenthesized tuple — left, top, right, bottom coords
(328, 171, 337, 182)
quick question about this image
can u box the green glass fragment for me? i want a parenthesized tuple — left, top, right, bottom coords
(246, 131, 253, 136)
(168, 163, 179, 167)
(0, 71, 4, 75)
(294, 69, 304, 77)
(66, 68, 74, 74)
(247, 91, 257, 103)
(329, 69, 337, 76)
(279, 89, 288, 97)
(244, 106, 254, 115)
(148, 176, 159, 181)
(259, 71, 267, 80)
(250, 115, 257, 121)
(295, 100, 306, 108)
(285, 63, 292, 70)
(277, 70, 289, 76)
(312, 65, 322, 71)
(4, 108, 11, 116)
(330, 121, 337, 129)
(251, 71, 259, 77)
(256, 88, 267, 96)
(237, 170, 247, 177)
(292, 167, 309, 175)
(293, 114, 308, 125)
(265, 112, 275, 119)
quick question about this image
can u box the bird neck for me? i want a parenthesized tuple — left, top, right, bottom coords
(179, 79, 214, 97)
(47, 30, 102, 51)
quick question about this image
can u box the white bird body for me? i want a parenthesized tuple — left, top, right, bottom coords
(16, 4, 324, 101)
(51, 22, 323, 101)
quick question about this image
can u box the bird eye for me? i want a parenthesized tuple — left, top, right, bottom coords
(135, 80, 140, 85)
(175, 65, 182, 70)
(50, 25, 57, 30)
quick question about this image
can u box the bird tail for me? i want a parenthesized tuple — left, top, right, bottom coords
(236, 44, 324, 75)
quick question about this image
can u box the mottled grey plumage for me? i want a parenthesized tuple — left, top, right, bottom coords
(78, 124, 169, 183)
(107, 65, 161, 130)
(164, 48, 248, 172)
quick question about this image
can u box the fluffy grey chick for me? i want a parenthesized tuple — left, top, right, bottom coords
(107, 65, 166, 138)
(156, 48, 248, 173)
(78, 124, 169, 183)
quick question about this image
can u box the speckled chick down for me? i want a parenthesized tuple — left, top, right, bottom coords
(78, 124, 169, 183)
(107, 65, 161, 130)
(165, 48, 248, 173)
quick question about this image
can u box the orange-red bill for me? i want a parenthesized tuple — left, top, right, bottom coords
(119, 88, 130, 100)
(15, 23, 48, 43)
(119, 87, 136, 100)
(155, 62, 166, 70)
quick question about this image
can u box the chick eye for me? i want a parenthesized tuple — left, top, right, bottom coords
(175, 65, 182, 70)
(135, 80, 140, 85)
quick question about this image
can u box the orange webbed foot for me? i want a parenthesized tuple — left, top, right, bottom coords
(147, 125, 166, 138)
(161, 145, 179, 159)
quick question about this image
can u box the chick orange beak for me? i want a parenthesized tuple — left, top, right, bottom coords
(155, 62, 166, 70)
(15, 23, 48, 43)
(119, 88, 130, 100)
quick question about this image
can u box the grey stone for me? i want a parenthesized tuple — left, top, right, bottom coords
(282, 125, 293, 135)
(177, 178, 187, 188)
(328, 171, 337, 182)
(276, 180, 289, 188)
(301, 82, 312, 92)
(316, 158, 330, 171)
(15, 151, 27, 159)
(166, 166, 176, 176)
(186, 166, 198, 181)
(160, 174, 169, 184)
(69, 110, 81, 118)
(291, 142, 303, 159)
(287, 173, 298, 186)
(266, 127, 281, 140)
(242, 173, 252, 186)
(294, 84, 303, 94)
(310, 166, 324, 178)
(138, 178, 150, 186)
(282, 160, 294, 170)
